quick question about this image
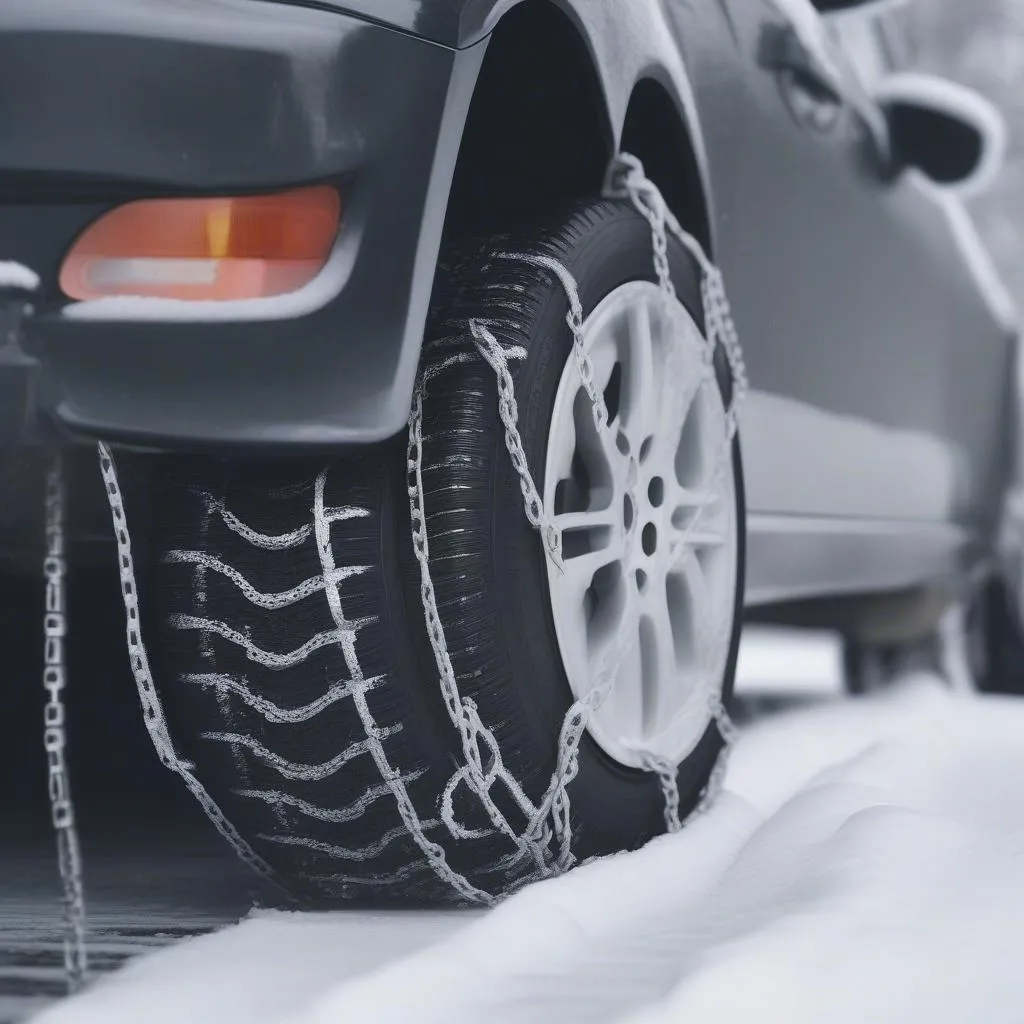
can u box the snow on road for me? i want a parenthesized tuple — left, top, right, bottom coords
(31, 650, 1024, 1024)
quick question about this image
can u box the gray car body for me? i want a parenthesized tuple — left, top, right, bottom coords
(1, 0, 1018, 624)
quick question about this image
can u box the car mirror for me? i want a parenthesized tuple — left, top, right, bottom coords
(874, 73, 1006, 197)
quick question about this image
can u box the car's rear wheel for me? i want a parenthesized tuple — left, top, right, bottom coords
(150, 200, 746, 904)
(964, 576, 1024, 694)
(843, 576, 1024, 695)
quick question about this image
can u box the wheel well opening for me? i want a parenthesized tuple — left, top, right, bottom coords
(620, 79, 712, 257)
(442, 1, 612, 241)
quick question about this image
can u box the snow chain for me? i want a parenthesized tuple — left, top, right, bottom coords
(97, 445, 280, 886)
(42, 453, 89, 991)
(406, 154, 748, 898)
(95, 153, 746, 909)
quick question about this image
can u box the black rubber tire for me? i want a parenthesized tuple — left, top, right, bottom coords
(843, 635, 942, 695)
(843, 576, 1024, 695)
(151, 200, 746, 905)
(971, 577, 1024, 694)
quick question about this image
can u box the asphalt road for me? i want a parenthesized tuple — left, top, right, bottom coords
(0, 567, 279, 1023)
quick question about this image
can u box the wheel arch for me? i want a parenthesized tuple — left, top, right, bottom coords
(440, 0, 714, 259)
(441, 0, 613, 242)
(620, 76, 713, 259)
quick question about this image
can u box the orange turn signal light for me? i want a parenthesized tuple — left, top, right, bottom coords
(60, 185, 341, 302)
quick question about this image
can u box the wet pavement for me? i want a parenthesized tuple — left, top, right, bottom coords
(0, 567, 276, 1023)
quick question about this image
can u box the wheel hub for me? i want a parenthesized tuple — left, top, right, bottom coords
(543, 281, 738, 769)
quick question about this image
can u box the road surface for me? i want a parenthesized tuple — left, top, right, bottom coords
(1, 567, 843, 1023)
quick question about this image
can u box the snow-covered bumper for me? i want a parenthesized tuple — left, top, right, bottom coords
(0, 0, 478, 449)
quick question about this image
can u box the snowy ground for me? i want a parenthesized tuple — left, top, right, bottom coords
(14, 626, 1024, 1024)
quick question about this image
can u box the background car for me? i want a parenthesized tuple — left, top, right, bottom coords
(0, 0, 1019, 904)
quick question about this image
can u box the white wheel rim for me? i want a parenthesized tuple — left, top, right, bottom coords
(543, 281, 738, 768)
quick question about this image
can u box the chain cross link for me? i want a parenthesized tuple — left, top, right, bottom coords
(97, 444, 281, 887)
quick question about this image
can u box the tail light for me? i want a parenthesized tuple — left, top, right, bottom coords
(60, 186, 341, 302)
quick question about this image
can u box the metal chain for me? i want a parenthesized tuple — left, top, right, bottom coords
(469, 320, 564, 572)
(407, 389, 561, 884)
(42, 452, 89, 991)
(606, 153, 750, 441)
(605, 153, 748, 808)
(507, 155, 747, 825)
(408, 153, 749, 894)
(492, 254, 610, 432)
(97, 443, 281, 886)
(92, 156, 745, 908)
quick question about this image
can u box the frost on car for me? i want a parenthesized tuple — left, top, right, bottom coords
(0, 0, 1020, 906)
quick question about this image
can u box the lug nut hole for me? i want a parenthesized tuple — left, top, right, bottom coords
(642, 522, 658, 557)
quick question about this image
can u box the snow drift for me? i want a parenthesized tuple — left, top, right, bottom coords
(35, 676, 1024, 1024)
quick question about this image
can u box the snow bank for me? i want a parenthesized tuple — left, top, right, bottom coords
(630, 685, 1024, 1024)
(29, 909, 473, 1024)
(35, 677, 1024, 1024)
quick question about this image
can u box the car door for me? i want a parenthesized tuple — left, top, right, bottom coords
(667, 0, 1013, 534)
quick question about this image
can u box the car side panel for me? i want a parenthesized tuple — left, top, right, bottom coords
(3, 0, 484, 447)
(303, 0, 1015, 533)
(3, 0, 1012, 604)
(677, 0, 1014, 533)
(9, 0, 724, 449)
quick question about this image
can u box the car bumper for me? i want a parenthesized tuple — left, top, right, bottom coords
(0, 0, 483, 449)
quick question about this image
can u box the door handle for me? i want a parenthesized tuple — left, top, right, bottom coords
(758, 24, 844, 108)
(758, 23, 894, 169)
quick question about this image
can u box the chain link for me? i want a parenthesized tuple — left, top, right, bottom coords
(493, 254, 611, 432)
(97, 443, 281, 887)
(606, 153, 748, 805)
(407, 153, 750, 896)
(407, 388, 560, 885)
(42, 452, 89, 991)
(469, 320, 564, 571)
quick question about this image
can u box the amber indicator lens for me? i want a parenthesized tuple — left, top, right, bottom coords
(60, 186, 341, 301)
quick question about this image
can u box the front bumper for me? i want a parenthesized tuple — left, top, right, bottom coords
(0, 0, 483, 449)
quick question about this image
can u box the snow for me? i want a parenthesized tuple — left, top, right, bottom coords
(31, 640, 1024, 1024)
(734, 626, 844, 696)
(0, 261, 40, 292)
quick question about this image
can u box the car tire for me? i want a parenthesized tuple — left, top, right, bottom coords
(842, 633, 942, 695)
(843, 576, 1024, 695)
(967, 576, 1024, 694)
(150, 199, 746, 904)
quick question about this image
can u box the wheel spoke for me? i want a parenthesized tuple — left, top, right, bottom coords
(553, 506, 619, 535)
(541, 279, 737, 769)
(669, 489, 730, 551)
(639, 594, 682, 736)
(670, 371, 720, 491)
(667, 368, 708, 448)
(671, 524, 727, 550)
(621, 298, 657, 451)
(670, 484, 716, 509)
(607, 619, 646, 739)
(559, 539, 625, 606)
(641, 672, 714, 750)
(673, 551, 718, 672)
(555, 504, 623, 569)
